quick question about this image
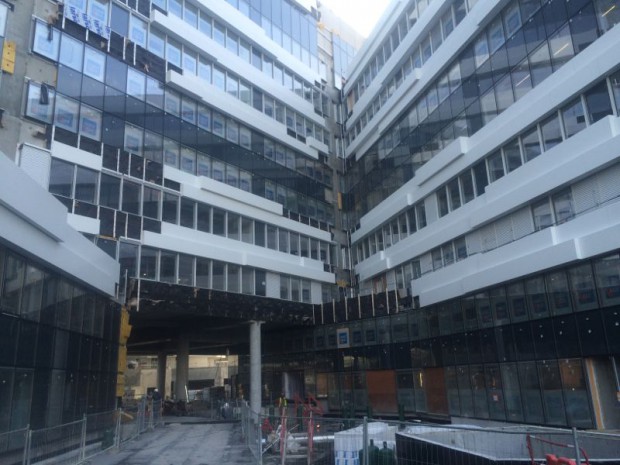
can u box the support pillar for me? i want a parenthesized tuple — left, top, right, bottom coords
(157, 353, 167, 397)
(249, 321, 262, 415)
(175, 336, 189, 401)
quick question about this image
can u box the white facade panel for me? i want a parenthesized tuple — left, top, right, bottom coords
(0, 155, 118, 296)
(165, 69, 321, 160)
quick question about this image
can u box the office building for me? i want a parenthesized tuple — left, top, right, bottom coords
(0, 0, 361, 428)
(284, 0, 620, 429)
(0, 153, 120, 437)
(3, 0, 620, 433)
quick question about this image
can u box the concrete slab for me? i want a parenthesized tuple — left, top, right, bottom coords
(87, 422, 255, 465)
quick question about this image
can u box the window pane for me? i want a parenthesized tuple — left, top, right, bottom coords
(562, 98, 586, 138)
(584, 81, 613, 124)
(521, 126, 541, 162)
(503, 138, 522, 172)
(540, 113, 562, 151)
(532, 198, 552, 231)
(49, 159, 74, 198)
(160, 251, 176, 283)
(594, 254, 620, 307)
(74, 166, 97, 203)
(487, 151, 504, 182)
(569, 263, 598, 311)
(552, 189, 573, 224)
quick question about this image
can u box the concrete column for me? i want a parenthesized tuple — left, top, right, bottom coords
(157, 353, 167, 397)
(175, 337, 189, 401)
(249, 321, 262, 415)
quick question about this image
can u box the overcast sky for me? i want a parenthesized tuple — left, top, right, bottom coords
(318, 0, 392, 37)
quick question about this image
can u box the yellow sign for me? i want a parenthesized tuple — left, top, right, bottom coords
(2, 40, 15, 74)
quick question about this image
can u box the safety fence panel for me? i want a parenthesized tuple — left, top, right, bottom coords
(84, 411, 118, 460)
(0, 428, 28, 465)
(240, 406, 620, 465)
(26, 419, 84, 465)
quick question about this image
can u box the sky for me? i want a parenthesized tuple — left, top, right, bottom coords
(318, 0, 392, 37)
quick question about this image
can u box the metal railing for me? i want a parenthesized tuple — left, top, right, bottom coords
(0, 399, 164, 465)
(240, 404, 620, 465)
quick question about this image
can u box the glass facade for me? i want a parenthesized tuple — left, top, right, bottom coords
(344, 0, 620, 227)
(28, 21, 334, 226)
(0, 244, 119, 433)
(262, 250, 620, 427)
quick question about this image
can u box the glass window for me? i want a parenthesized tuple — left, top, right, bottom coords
(148, 29, 165, 57)
(562, 98, 586, 138)
(142, 186, 160, 219)
(437, 188, 449, 217)
(532, 198, 552, 231)
(213, 65, 225, 90)
(181, 99, 196, 124)
(594, 254, 620, 306)
(196, 202, 210, 232)
(140, 247, 158, 280)
(59, 35, 83, 71)
(163, 138, 179, 168)
(503, 3, 522, 37)
(212, 208, 225, 236)
(522, 126, 541, 162)
(460, 171, 475, 203)
(166, 39, 181, 67)
(239, 39, 251, 62)
(184, 3, 198, 27)
(585, 81, 613, 124)
(126, 68, 146, 100)
(549, 25, 574, 69)
(122, 180, 141, 214)
(447, 178, 461, 210)
(507, 282, 528, 322)
(83, 46, 105, 82)
(474, 35, 489, 68)
(569, 263, 598, 311)
(503, 138, 522, 172)
(54, 95, 79, 133)
(538, 360, 567, 425)
(529, 41, 552, 87)
(49, 158, 74, 198)
(162, 192, 178, 224)
(511, 60, 532, 100)
(183, 50, 197, 75)
(180, 146, 195, 174)
(473, 160, 488, 196)
(74, 166, 97, 203)
(596, 0, 620, 32)
(552, 189, 573, 224)
(160, 251, 176, 283)
(80, 104, 102, 141)
(547, 270, 572, 315)
(199, 12, 212, 37)
(124, 124, 143, 154)
(33, 21, 60, 60)
(146, 77, 164, 108)
(168, 0, 182, 17)
(495, 74, 514, 113)
(488, 17, 505, 52)
(129, 15, 147, 48)
(212, 261, 225, 290)
(99, 173, 120, 208)
(487, 151, 504, 182)
(540, 113, 562, 151)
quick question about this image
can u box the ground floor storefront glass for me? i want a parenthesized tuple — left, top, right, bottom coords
(0, 244, 120, 434)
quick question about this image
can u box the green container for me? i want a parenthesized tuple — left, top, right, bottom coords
(101, 429, 114, 449)
(358, 438, 380, 465)
(377, 441, 395, 465)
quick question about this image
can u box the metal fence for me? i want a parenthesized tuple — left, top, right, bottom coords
(0, 398, 164, 465)
(240, 404, 620, 465)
